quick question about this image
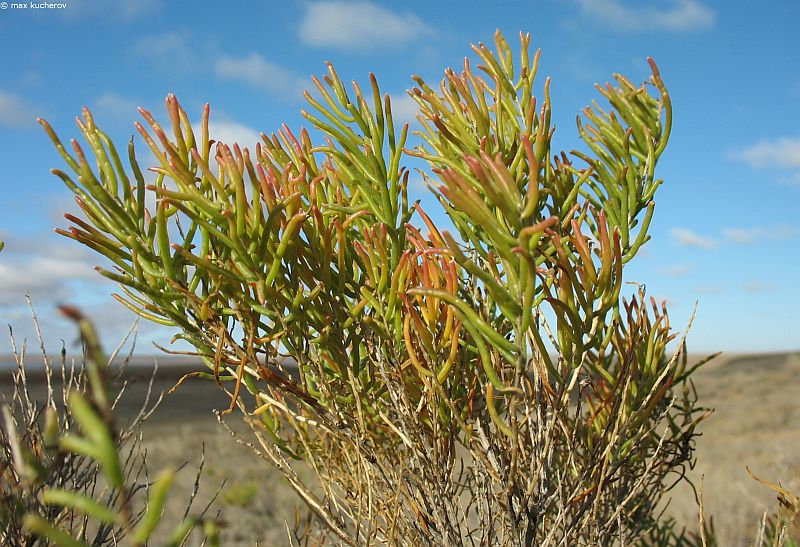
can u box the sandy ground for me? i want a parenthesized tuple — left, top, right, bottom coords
(3, 351, 799, 545)
(665, 351, 800, 543)
(130, 372, 304, 546)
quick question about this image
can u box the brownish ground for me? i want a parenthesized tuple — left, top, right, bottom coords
(666, 351, 800, 544)
(3, 351, 799, 545)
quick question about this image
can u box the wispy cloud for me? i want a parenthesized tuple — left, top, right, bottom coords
(91, 93, 142, 127)
(723, 226, 800, 245)
(133, 30, 195, 72)
(0, 90, 39, 129)
(406, 174, 429, 197)
(733, 137, 800, 180)
(651, 294, 677, 308)
(388, 93, 419, 127)
(695, 284, 724, 295)
(1, 295, 165, 358)
(214, 53, 307, 99)
(575, 0, 715, 32)
(20, 70, 44, 87)
(658, 264, 692, 277)
(0, 229, 173, 351)
(67, 0, 161, 21)
(189, 114, 264, 183)
(192, 115, 263, 151)
(671, 228, 716, 249)
(299, 1, 432, 50)
(0, 240, 104, 307)
(744, 281, 776, 293)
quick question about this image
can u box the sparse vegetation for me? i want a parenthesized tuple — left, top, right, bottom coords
(0, 302, 220, 545)
(220, 481, 258, 509)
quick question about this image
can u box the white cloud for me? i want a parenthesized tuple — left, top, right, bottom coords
(0, 230, 177, 354)
(214, 53, 307, 99)
(388, 93, 420, 127)
(0, 295, 168, 360)
(744, 281, 776, 293)
(722, 227, 760, 245)
(651, 294, 677, 308)
(133, 31, 195, 72)
(0, 242, 103, 307)
(198, 118, 263, 203)
(0, 90, 39, 129)
(723, 226, 800, 245)
(658, 264, 692, 277)
(299, 1, 432, 50)
(91, 93, 142, 126)
(734, 137, 800, 170)
(194, 116, 263, 151)
(695, 284, 724, 295)
(576, 0, 715, 32)
(190, 115, 263, 185)
(67, 0, 161, 21)
(20, 70, 44, 87)
(671, 228, 716, 249)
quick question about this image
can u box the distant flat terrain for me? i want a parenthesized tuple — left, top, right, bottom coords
(667, 351, 800, 543)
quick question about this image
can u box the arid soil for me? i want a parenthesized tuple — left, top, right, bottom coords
(666, 352, 800, 543)
(4, 351, 799, 545)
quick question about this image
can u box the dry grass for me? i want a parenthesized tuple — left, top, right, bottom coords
(0, 314, 158, 544)
(4, 350, 792, 545)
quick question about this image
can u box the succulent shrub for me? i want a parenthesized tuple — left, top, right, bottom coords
(40, 31, 713, 545)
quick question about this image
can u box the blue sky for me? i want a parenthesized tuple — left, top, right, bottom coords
(0, 0, 797, 355)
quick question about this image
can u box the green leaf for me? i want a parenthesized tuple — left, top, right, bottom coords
(22, 515, 90, 547)
(131, 469, 176, 543)
(41, 489, 118, 524)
